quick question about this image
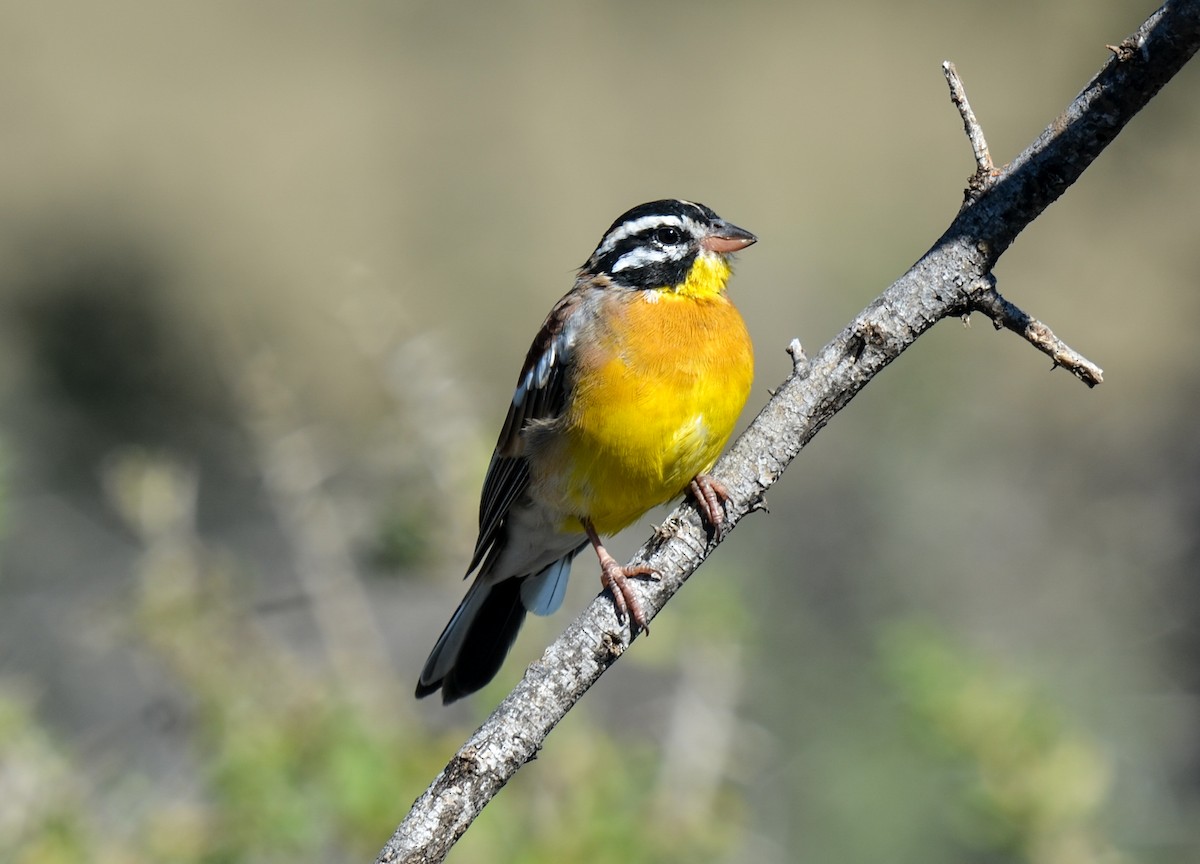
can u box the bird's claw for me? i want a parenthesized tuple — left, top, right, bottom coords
(599, 555, 658, 635)
(689, 473, 732, 530)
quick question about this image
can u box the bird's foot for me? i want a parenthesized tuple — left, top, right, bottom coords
(689, 473, 732, 530)
(596, 547, 658, 634)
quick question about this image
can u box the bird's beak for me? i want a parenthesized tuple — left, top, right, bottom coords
(700, 221, 757, 254)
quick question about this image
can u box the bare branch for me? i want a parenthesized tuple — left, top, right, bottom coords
(377, 3, 1200, 861)
(970, 279, 1104, 386)
(943, 61, 996, 178)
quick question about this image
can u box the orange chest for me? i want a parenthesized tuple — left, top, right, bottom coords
(555, 292, 754, 530)
(599, 292, 753, 401)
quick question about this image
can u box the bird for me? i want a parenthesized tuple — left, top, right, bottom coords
(416, 199, 756, 703)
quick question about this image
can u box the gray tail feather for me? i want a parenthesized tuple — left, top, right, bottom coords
(415, 576, 527, 704)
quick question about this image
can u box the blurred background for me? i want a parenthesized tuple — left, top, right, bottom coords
(1, 1, 1197, 862)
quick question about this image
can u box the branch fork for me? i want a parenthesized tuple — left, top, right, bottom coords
(944, 61, 1103, 387)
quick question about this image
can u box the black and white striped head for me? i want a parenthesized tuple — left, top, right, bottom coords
(582, 199, 756, 290)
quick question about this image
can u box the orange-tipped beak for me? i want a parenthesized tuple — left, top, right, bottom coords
(700, 220, 757, 254)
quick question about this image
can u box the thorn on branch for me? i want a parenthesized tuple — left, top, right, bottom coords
(943, 61, 997, 196)
(786, 338, 810, 377)
(1106, 32, 1149, 63)
(651, 515, 680, 542)
(599, 631, 625, 662)
(969, 280, 1104, 387)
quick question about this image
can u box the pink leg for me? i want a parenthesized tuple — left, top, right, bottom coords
(583, 518, 658, 634)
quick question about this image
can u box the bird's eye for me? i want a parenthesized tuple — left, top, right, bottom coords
(652, 226, 683, 246)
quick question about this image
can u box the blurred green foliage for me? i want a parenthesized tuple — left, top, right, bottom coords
(885, 623, 1122, 864)
(0, 450, 1145, 862)
(369, 496, 434, 571)
(1, 451, 744, 863)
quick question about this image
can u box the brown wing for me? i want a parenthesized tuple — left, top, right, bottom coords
(465, 290, 583, 575)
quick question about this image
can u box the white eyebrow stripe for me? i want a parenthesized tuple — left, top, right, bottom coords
(595, 214, 686, 256)
(610, 246, 672, 272)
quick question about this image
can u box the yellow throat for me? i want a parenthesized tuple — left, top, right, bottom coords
(663, 252, 733, 300)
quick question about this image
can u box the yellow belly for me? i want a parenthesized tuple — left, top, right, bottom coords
(540, 291, 753, 534)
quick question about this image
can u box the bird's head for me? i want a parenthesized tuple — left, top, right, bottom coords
(582, 199, 756, 299)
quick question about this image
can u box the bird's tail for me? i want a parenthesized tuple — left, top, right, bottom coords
(415, 574, 526, 703)
(416, 545, 584, 703)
